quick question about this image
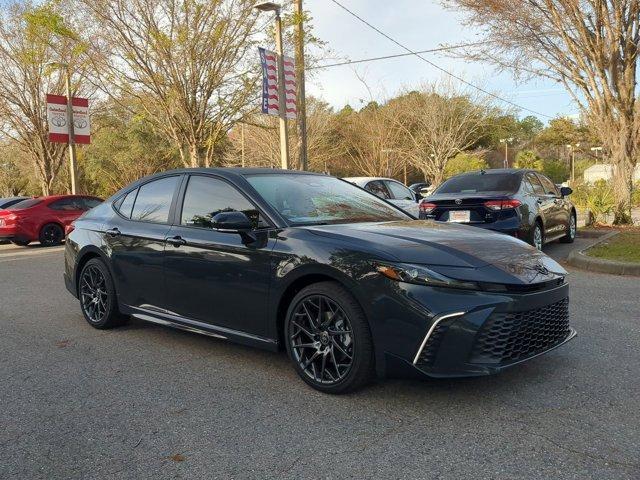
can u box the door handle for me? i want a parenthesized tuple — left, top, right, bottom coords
(166, 235, 186, 247)
(105, 227, 121, 238)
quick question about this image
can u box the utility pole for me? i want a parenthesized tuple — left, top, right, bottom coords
(294, 0, 308, 171)
(255, 2, 290, 170)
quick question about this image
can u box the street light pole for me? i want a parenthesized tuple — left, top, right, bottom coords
(48, 61, 78, 194)
(499, 138, 514, 168)
(273, 10, 290, 170)
(64, 66, 78, 194)
(255, 3, 291, 170)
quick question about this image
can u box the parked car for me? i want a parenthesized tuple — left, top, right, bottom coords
(419, 169, 576, 250)
(64, 169, 575, 394)
(0, 195, 103, 247)
(408, 182, 430, 200)
(344, 177, 419, 216)
(0, 196, 29, 209)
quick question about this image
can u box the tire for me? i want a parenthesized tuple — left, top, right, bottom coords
(39, 223, 64, 246)
(10, 239, 30, 247)
(560, 212, 577, 243)
(284, 281, 375, 394)
(528, 221, 544, 251)
(78, 258, 128, 329)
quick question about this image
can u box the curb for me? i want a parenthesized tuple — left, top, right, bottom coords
(567, 231, 640, 276)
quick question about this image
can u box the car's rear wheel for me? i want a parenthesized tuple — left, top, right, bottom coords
(39, 223, 64, 246)
(560, 212, 576, 243)
(79, 258, 128, 329)
(285, 282, 374, 394)
(529, 221, 544, 251)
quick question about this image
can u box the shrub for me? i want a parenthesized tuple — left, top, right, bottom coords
(586, 180, 615, 223)
(542, 159, 569, 184)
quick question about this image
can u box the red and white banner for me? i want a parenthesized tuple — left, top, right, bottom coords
(259, 47, 296, 119)
(46, 94, 91, 144)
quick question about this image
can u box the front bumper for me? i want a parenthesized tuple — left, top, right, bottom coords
(370, 279, 575, 378)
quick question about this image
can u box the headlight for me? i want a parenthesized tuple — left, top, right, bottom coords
(376, 262, 479, 290)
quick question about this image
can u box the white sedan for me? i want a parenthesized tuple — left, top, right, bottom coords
(343, 177, 420, 217)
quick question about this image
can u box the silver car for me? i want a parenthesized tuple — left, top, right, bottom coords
(343, 177, 420, 217)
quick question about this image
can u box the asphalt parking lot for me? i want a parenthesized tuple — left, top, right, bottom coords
(1, 238, 638, 479)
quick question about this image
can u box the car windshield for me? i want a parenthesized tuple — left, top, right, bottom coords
(435, 173, 520, 194)
(245, 174, 410, 226)
(6, 198, 41, 210)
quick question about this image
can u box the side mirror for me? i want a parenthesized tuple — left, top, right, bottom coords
(560, 186, 573, 197)
(212, 211, 253, 231)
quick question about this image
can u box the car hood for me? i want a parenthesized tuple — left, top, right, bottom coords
(305, 220, 566, 284)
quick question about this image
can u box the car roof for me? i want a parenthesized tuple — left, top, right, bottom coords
(343, 176, 399, 183)
(453, 168, 529, 177)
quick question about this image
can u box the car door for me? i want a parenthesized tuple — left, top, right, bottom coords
(525, 172, 558, 235)
(104, 174, 182, 311)
(163, 174, 275, 338)
(48, 198, 85, 227)
(536, 173, 569, 236)
(384, 180, 418, 215)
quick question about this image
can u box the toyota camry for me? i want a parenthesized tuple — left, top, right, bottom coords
(63, 169, 576, 393)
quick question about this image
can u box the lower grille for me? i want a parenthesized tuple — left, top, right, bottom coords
(415, 323, 449, 366)
(470, 298, 570, 364)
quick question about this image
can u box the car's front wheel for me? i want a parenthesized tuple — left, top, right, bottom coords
(285, 282, 375, 394)
(78, 258, 128, 329)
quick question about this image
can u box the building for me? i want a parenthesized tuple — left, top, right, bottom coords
(583, 164, 640, 183)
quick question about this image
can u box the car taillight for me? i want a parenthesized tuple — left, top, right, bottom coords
(484, 199, 522, 210)
(419, 202, 437, 214)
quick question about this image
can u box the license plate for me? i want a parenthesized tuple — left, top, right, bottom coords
(449, 210, 470, 223)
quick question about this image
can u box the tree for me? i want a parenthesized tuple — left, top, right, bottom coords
(82, 97, 181, 197)
(81, 0, 261, 168)
(445, 0, 640, 223)
(225, 98, 345, 173)
(0, 2, 83, 195)
(393, 84, 490, 186)
(444, 152, 488, 178)
(514, 150, 543, 170)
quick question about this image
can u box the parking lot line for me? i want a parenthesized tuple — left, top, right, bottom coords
(0, 246, 64, 262)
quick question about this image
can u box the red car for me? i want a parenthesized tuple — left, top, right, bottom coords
(0, 195, 102, 247)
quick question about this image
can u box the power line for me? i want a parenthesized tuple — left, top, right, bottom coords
(327, 0, 553, 119)
(308, 41, 493, 70)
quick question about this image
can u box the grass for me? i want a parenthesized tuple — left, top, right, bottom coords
(587, 232, 640, 263)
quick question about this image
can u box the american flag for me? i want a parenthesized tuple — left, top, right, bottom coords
(259, 47, 297, 119)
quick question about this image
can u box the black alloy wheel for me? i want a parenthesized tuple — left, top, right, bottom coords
(560, 212, 577, 243)
(285, 282, 374, 394)
(79, 258, 127, 329)
(39, 223, 64, 246)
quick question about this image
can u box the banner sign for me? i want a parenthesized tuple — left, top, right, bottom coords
(46, 94, 91, 144)
(259, 47, 296, 119)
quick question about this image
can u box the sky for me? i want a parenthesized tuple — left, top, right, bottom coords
(302, 0, 578, 123)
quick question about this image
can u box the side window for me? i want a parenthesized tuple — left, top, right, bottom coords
(385, 181, 414, 200)
(365, 180, 391, 199)
(537, 174, 559, 196)
(180, 175, 264, 229)
(49, 198, 79, 211)
(82, 198, 102, 210)
(526, 173, 546, 196)
(115, 189, 137, 219)
(131, 176, 179, 223)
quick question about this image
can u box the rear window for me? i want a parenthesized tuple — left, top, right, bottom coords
(7, 198, 42, 210)
(436, 173, 520, 194)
